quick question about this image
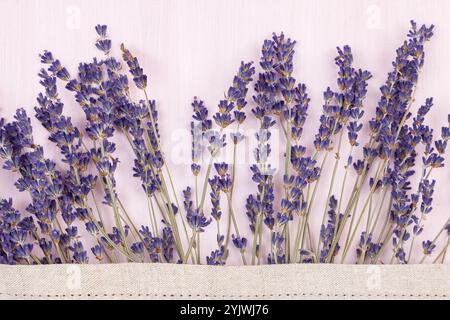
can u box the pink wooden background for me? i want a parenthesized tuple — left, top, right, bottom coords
(0, 0, 448, 264)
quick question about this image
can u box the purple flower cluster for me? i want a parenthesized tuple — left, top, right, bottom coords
(314, 46, 371, 151)
(191, 98, 211, 176)
(214, 62, 254, 129)
(319, 196, 343, 262)
(0, 109, 88, 264)
(346, 22, 447, 265)
(0, 198, 35, 264)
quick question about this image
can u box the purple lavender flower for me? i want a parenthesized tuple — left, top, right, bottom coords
(314, 46, 372, 151)
(214, 61, 254, 130)
(0, 110, 85, 264)
(121, 44, 148, 89)
(206, 246, 225, 265)
(91, 244, 104, 261)
(0, 198, 36, 264)
(232, 235, 247, 251)
(192, 97, 213, 132)
(36, 52, 94, 201)
(162, 227, 174, 262)
(422, 240, 436, 255)
(372, 21, 434, 159)
(209, 176, 222, 221)
(186, 209, 211, 233)
(356, 232, 382, 263)
(70, 241, 89, 263)
(319, 196, 343, 262)
(95, 24, 112, 54)
(183, 186, 211, 235)
(276, 199, 294, 225)
(268, 232, 285, 264)
(190, 97, 213, 176)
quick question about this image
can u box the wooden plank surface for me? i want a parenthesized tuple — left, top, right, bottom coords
(0, 0, 448, 264)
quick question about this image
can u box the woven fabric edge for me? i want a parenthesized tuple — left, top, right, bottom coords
(0, 263, 448, 300)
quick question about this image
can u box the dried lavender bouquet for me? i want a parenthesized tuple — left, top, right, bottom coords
(0, 21, 448, 266)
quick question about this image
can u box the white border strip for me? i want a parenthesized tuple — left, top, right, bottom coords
(0, 264, 448, 300)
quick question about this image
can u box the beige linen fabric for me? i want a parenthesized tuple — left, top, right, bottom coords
(0, 264, 448, 300)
